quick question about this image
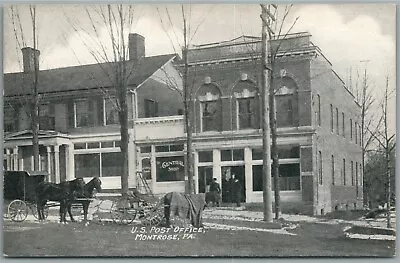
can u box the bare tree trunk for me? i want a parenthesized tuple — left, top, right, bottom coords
(261, 4, 273, 222)
(31, 5, 40, 171)
(119, 89, 129, 197)
(182, 7, 194, 194)
(270, 74, 280, 219)
(183, 47, 194, 194)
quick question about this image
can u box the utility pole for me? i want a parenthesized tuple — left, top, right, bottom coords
(260, 4, 276, 223)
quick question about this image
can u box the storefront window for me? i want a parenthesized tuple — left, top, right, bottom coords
(102, 152, 123, 177)
(252, 165, 263, 191)
(252, 148, 263, 160)
(156, 156, 184, 182)
(278, 163, 300, 190)
(221, 149, 244, 161)
(199, 151, 213, 162)
(278, 146, 300, 159)
(75, 154, 100, 178)
(252, 163, 300, 191)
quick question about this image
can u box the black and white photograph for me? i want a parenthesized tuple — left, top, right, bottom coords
(1, 2, 396, 257)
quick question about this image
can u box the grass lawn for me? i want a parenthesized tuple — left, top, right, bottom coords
(3, 218, 395, 257)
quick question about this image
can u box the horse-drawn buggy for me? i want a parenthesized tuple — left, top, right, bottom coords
(3, 170, 49, 222)
(4, 170, 102, 224)
(110, 190, 206, 227)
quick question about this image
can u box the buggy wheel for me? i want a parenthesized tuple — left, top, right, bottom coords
(140, 204, 164, 226)
(110, 200, 137, 225)
(8, 200, 28, 222)
(31, 203, 49, 220)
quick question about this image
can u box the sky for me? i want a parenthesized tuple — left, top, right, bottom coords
(2, 3, 396, 135)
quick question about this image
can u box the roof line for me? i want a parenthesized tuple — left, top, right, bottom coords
(133, 55, 177, 92)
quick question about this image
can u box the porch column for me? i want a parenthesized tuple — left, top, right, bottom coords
(244, 147, 252, 203)
(68, 143, 75, 180)
(54, 145, 60, 183)
(193, 151, 199, 194)
(46, 146, 52, 181)
(213, 149, 221, 187)
(6, 148, 11, 170)
(151, 145, 156, 194)
(13, 147, 19, 171)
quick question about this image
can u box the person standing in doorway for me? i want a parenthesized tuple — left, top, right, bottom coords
(208, 178, 221, 207)
(231, 174, 242, 207)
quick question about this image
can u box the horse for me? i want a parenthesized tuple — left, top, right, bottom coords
(36, 178, 85, 223)
(65, 177, 102, 223)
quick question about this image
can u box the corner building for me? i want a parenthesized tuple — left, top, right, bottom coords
(185, 32, 363, 215)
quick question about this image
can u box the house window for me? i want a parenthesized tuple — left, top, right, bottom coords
(342, 112, 345, 137)
(201, 100, 221, 131)
(350, 119, 353, 140)
(330, 104, 333, 132)
(318, 151, 323, 185)
(75, 100, 97, 127)
(237, 97, 257, 129)
(351, 161, 354, 186)
(39, 104, 55, 130)
(144, 99, 158, 117)
(336, 108, 339, 135)
(331, 155, 335, 185)
(276, 95, 294, 127)
(105, 97, 119, 125)
(317, 94, 321, 126)
(3, 106, 17, 132)
(156, 156, 185, 182)
(343, 158, 346, 185)
(355, 122, 358, 144)
(355, 162, 358, 187)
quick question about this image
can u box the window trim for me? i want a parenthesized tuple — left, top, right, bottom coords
(236, 97, 256, 130)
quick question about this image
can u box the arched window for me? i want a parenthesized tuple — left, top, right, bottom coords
(233, 80, 260, 129)
(275, 77, 299, 127)
(197, 84, 222, 132)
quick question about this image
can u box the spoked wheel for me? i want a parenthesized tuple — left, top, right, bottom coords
(140, 203, 164, 226)
(8, 200, 28, 222)
(31, 203, 49, 220)
(110, 199, 137, 225)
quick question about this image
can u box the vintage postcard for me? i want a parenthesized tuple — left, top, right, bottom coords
(2, 3, 396, 257)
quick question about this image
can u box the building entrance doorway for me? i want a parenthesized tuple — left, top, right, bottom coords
(221, 166, 246, 203)
(198, 167, 213, 193)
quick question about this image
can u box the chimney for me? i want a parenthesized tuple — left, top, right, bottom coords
(21, 47, 40, 72)
(128, 33, 145, 61)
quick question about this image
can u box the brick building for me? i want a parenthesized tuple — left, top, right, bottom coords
(3, 32, 363, 215)
(184, 32, 363, 215)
